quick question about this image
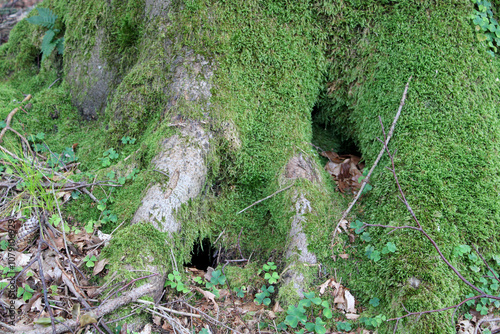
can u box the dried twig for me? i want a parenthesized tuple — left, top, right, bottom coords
(237, 184, 294, 214)
(474, 318, 500, 334)
(15, 283, 158, 334)
(135, 299, 201, 318)
(332, 76, 412, 241)
(182, 301, 243, 334)
(0, 94, 32, 143)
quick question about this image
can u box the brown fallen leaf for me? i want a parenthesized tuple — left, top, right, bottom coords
(273, 301, 284, 313)
(195, 287, 218, 310)
(321, 150, 341, 162)
(339, 254, 349, 259)
(93, 259, 108, 276)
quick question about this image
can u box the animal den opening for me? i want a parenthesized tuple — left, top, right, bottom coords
(311, 104, 365, 195)
(186, 238, 217, 271)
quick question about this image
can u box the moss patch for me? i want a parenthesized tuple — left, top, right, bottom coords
(318, 1, 500, 333)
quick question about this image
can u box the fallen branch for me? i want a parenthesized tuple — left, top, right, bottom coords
(237, 183, 294, 214)
(135, 299, 201, 318)
(332, 76, 412, 241)
(12, 283, 158, 334)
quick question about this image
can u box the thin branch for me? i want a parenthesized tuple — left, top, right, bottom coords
(332, 76, 412, 240)
(135, 299, 201, 318)
(0, 94, 32, 143)
(237, 184, 294, 214)
(473, 244, 500, 283)
(474, 318, 500, 334)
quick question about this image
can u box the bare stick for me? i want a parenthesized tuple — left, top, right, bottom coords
(135, 299, 201, 318)
(0, 94, 32, 143)
(16, 283, 157, 334)
(474, 318, 500, 334)
(181, 301, 243, 334)
(332, 76, 412, 240)
(473, 244, 500, 283)
(237, 184, 294, 214)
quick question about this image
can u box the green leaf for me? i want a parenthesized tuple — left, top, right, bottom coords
(370, 250, 381, 262)
(361, 183, 373, 195)
(350, 220, 364, 234)
(470, 265, 480, 273)
(369, 297, 380, 307)
(365, 245, 374, 257)
(0, 121, 7, 129)
(323, 307, 332, 319)
(41, 30, 57, 62)
(476, 304, 488, 315)
(26, 8, 57, 29)
(453, 244, 471, 257)
(386, 242, 397, 252)
(360, 231, 371, 242)
(49, 214, 61, 227)
(56, 37, 64, 54)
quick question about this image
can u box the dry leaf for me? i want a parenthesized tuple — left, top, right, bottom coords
(195, 287, 218, 310)
(266, 310, 276, 319)
(152, 315, 162, 326)
(273, 301, 284, 313)
(345, 290, 356, 313)
(321, 150, 341, 162)
(93, 259, 108, 276)
(349, 234, 356, 243)
(71, 303, 80, 319)
(339, 254, 349, 259)
(334, 290, 346, 305)
(345, 313, 360, 320)
(339, 219, 349, 233)
(319, 278, 332, 295)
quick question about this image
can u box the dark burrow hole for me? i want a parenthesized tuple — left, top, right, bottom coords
(187, 238, 218, 271)
(311, 103, 361, 157)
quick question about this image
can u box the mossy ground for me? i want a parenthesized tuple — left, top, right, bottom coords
(1, 0, 499, 333)
(316, 1, 500, 333)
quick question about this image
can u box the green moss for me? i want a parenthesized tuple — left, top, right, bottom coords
(317, 1, 500, 333)
(101, 223, 171, 277)
(223, 262, 262, 289)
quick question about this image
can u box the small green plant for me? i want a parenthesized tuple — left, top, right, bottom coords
(254, 285, 274, 305)
(26, 8, 64, 62)
(83, 255, 97, 268)
(84, 219, 97, 233)
(470, 0, 500, 56)
(165, 271, 190, 293)
(100, 148, 119, 167)
(358, 169, 373, 194)
(17, 284, 35, 302)
(121, 136, 136, 144)
(234, 286, 245, 298)
(277, 291, 332, 333)
(285, 304, 307, 328)
(369, 297, 380, 307)
(0, 240, 8, 251)
(206, 269, 226, 287)
(365, 245, 381, 262)
(350, 220, 365, 234)
(48, 214, 61, 227)
(359, 314, 387, 330)
(336, 321, 352, 332)
(262, 262, 279, 284)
